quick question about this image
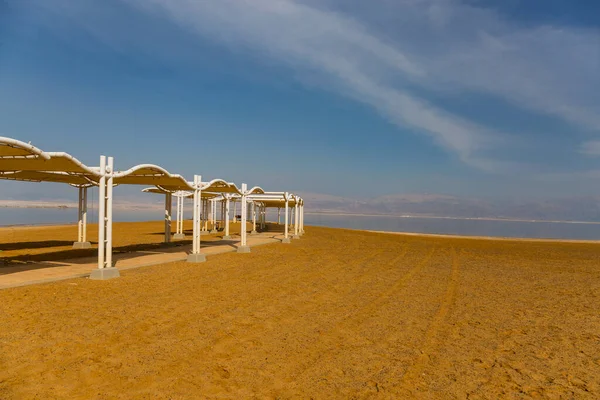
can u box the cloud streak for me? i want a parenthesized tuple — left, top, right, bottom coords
(22, 0, 600, 173)
(581, 141, 600, 156)
(121, 0, 599, 171)
(120, 0, 512, 167)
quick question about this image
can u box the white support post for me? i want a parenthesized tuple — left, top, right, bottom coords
(209, 199, 212, 231)
(282, 193, 291, 243)
(204, 198, 209, 232)
(177, 195, 181, 234)
(302, 202, 305, 234)
(181, 195, 185, 233)
(77, 187, 83, 241)
(82, 187, 88, 243)
(215, 200, 218, 231)
(300, 202, 305, 235)
(164, 192, 172, 243)
(174, 193, 185, 239)
(222, 200, 226, 227)
(188, 175, 206, 263)
(207, 199, 210, 231)
(205, 199, 209, 232)
(97, 156, 106, 268)
(73, 186, 92, 249)
(298, 203, 301, 235)
(237, 184, 250, 253)
(260, 205, 265, 230)
(233, 200, 237, 223)
(106, 157, 114, 268)
(219, 200, 223, 229)
(251, 201, 257, 235)
(210, 199, 218, 233)
(200, 199, 207, 232)
(223, 196, 231, 240)
(293, 198, 300, 239)
(90, 156, 119, 280)
(277, 207, 281, 225)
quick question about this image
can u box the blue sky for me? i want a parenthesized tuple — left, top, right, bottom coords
(1, 0, 599, 199)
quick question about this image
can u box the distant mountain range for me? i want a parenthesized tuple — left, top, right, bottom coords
(297, 192, 600, 222)
(2, 190, 600, 223)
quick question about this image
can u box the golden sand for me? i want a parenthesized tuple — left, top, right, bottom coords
(1, 224, 599, 398)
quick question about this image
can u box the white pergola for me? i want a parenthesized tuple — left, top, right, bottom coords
(141, 187, 220, 241)
(0, 136, 305, 280)
(247, 192, 304, 243)
(0, 137, 104, 250)
(142, 185, 267, 246)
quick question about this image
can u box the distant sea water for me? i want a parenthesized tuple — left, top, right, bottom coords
(0, 208, 158, 226)
(304, 213, 600, 241)
(1, 208, 600, 241)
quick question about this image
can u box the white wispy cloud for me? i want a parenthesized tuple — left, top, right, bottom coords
(581, 141, 600, 156)
(26, 0, 600, 172)
(123, 0, 599, 168)
(118, 0, 510, 167)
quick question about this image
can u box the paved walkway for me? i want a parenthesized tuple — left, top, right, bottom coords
(0, 232, 288, 290)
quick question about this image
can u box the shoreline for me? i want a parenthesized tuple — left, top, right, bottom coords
(306, 211, 600, 225)
(0, 201, 166, 212)
(2, 203, 599, 225)
(1, 221, 599, 243)
(362, 229, 600, 244)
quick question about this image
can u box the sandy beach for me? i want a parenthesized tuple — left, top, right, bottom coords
(1, 223, 599, 398)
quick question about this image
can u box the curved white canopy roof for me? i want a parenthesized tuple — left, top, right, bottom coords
(113, 164, 194, 191)
(142, 184, 266, 199)
(142, 187, 219, 199)
(0, 137, 101, 182)
(0, 137, 49, 159)
(248, 192, 302, 207)
(0, 137, 244, 193)
(0, 170, 94, 186)
(201, 179, 241, 194)
(257, 198, 299, 207)
(247, 186, 265, 195)
(1, 136, 301, 210)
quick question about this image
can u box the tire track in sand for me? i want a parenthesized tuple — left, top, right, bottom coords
(202, 246, 394, 358)
(287, 247, 436, 384)
(394, 246, 461, 393)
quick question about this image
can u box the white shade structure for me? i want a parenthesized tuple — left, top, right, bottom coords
(141, 187, 220, 240)
(245, 192, 304, 242)
(1, 136, 305, 280)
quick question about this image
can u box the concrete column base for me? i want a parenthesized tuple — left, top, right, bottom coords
(210, 229, 218, 234)
(293, 234, 300, 239)
(201, 230, 209, 234)
(282, 237, 291, 244)
(89, 267, 120, 280)
(173, 233, 185, 239)
(222, 235, 232, 240)
(250, 230, 258, 235)
(187, 253, 206, 263)
(237, 245, 251, 253)
(72, 241, 92, 249)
